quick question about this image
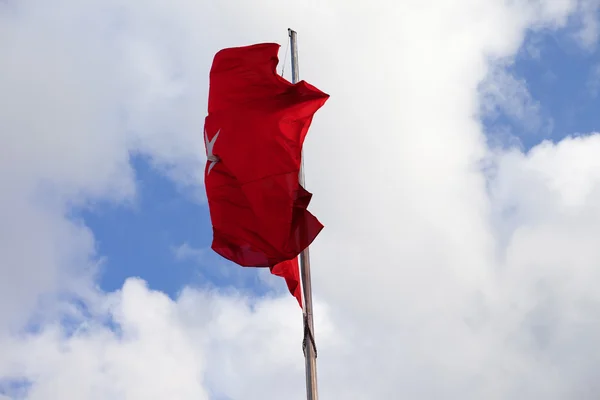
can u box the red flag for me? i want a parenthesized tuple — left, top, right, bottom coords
(203, 43, 328, 306)
(270, 258, 302, 306)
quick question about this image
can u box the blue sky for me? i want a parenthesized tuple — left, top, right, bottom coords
(6, 1, 600, 399)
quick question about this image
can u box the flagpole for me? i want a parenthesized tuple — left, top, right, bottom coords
(288, 28, 319, 400)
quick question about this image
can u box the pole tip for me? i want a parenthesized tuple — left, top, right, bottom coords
(288, 28, 296, 36)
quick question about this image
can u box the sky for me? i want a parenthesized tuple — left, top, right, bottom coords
(3, 0, 600, 399)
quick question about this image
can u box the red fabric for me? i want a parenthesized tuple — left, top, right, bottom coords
(270, 257, 302, 306)
(203, 43, 328, 306)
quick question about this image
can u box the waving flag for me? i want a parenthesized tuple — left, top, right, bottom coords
(203, 43, 329, 305)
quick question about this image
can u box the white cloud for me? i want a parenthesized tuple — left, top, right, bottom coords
(479, 64, 549, 134)
(0, 279, 336, 400)
(574, 0, 600, 49)
(1, 279, 210, 400)
(172, 242, 207, 263)
(2, 0, 600, 399)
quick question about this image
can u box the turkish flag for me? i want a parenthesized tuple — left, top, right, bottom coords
(203, 43, 328, 306)
(270, 258, 302, 306)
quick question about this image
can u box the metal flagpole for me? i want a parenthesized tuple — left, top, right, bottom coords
(288, 28, 319, 400)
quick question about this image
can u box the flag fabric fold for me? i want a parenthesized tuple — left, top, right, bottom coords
(203, 43, 329, 306)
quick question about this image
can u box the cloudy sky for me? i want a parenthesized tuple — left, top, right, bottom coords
(3, 0, 600, 399)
